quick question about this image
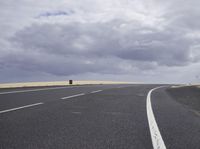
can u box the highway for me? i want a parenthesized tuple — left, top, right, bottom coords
(0, 84, 200, 149)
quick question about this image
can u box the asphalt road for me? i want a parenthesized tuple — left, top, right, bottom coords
(0, 84, 199, 149)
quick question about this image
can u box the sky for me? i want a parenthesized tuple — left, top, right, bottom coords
(1, 0, 200, 83)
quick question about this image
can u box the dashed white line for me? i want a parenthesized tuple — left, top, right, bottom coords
(91, 90, 102, 94)
(0, 102, 43, 114)
(71, 111, 82, 114)
(146, 86, 167, 149)
(61, 93, 85, 100)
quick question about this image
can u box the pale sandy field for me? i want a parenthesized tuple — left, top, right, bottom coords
(0, 81, 134, 89)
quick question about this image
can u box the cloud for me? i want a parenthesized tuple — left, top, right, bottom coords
(11, 20, 195, 67)
(37, 10, 74, 18)
(1, 0, 200, 83)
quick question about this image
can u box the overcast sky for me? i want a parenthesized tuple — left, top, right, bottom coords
(1, 0, 200, 83)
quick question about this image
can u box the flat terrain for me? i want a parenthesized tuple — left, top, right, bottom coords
(0, 84, 200, 149)
(0, 81, 133, 88)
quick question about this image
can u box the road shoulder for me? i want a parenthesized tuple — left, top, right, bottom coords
(151, 87, 200, 149)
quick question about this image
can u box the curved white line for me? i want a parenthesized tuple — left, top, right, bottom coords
(147, 86, 167, 149)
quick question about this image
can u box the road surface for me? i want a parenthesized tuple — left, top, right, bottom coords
(0, 84, 199, 149)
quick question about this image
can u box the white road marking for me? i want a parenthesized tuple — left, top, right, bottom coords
(71, 111, 82, 114)
(146, 86, 167, 149)
(61, 93, 85, 99)
(0, 102, 43, 114)
(0, 86, 74, 95)
(91, 90, 102, 94)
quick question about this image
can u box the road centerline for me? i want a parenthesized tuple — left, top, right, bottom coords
(61, 93, 85, 100)
(0, 102, 44, 114)
(146, 86, 167, 149)
(91, 90, 102, 94)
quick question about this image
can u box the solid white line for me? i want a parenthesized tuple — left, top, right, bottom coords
(146, 86, 167, 149)
(0, 86, 73, 95)
(0, 102, 43, 114)
(91, 90, 102, 94)
(61, 93, 85, 100)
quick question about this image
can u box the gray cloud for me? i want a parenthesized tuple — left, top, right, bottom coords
(1, 0, 200, 83)
(11, 20, 196, 67)
(37, 10, 74, 18)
